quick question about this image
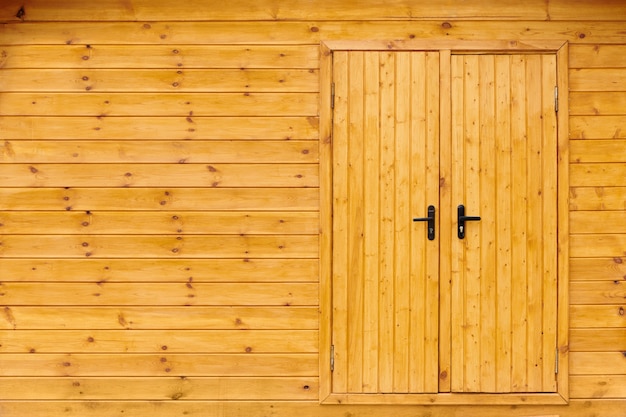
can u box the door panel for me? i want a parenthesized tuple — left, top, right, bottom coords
(448, 54, 558, 393)
(331, 50, 558, 397)
(331, 51, 440, 394)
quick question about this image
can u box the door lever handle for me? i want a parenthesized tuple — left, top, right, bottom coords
(413, 205, 436, 240)
(457, 204, 480, 239)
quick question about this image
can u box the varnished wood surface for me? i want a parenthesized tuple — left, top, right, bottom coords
(0, 0, 625, 413)
(2, 0, 626, 22)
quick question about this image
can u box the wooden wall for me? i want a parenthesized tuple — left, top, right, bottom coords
(0, 1, 625, 416)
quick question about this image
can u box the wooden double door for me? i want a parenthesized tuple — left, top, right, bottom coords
(331, 50, 558, 395)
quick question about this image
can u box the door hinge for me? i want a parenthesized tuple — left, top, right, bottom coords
(555, 347, 559, 375)
(554, 86, 559, 113)
(331, 83, 335, 109)
(330, 344, 335, 372)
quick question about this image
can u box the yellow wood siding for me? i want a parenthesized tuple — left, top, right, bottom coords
(0, 0, 625, 415)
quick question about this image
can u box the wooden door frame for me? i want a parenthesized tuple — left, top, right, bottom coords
(319, 39, 569, 405)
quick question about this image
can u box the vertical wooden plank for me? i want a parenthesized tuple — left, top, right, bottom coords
(462, 55, 482, 393)
(524, 54, 544, 392)
(346, 51, 365, 394)
(555, 42, 570, 401)
(331, 50, 349, 394)
(408, 51, 428, 394)
(494, 54, 513, 393)
(378, 51, 396, 393)
(449, 54, 465, 393)
(478, 54, 497, 393)
(423, 51, 441, 394)
(541, 53, 558, 393)
(319, 42, 334, 401)
(393, 52, 411, 393)
(438, 49, 452, 394)
(361, 51, 380, 394)
(510, 55, 529, 392)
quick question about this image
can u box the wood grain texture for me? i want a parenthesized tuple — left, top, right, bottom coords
(1, 21, 626, 45)
(0, 211, 319, 234)
(0, 282, 318, 305)
(569, 187, 626, 211)
(0, 163, 318, 187)
(0, 329, 318, 353)
(1, 400, 625, 417)
(0, 44, 319, 69)
(0, 258, 319, 282)
(570, 93, 626, 116)
(0, 377, 319, 400)
(570, 257, 626, 281)
(0, 116, 319, 140)
(0, 93, 318, 116)
(0, 235, 319, 258)
(569, 328, 626, 350)
(0, 188, 319, 211)
(570, 280, 626, 304)
(0, 140, 318, 163)
(2, 0, 626, 22)
(0, 353, 318, 377)
(0, 69, 319, 92)
(0, 0, 625, 411)
(0, 306, 319, 330)
(570, 44, 626, 68)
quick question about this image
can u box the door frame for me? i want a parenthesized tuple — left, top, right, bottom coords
(319, 40, 569, 405)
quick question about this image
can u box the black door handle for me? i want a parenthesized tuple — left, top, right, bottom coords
(457, 204, 480, 239)
(413, 205, 435, 240)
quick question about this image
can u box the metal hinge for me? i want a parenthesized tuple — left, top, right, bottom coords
(555, 347, 559, 375)
(554, 86, 559, 113)
(330, 345, 335, 372)
(331, 83, 335, 109)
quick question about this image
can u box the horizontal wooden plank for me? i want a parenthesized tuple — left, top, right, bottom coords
(570, 280, 626, 305)
(1, 400, 625, 417)
(2, 0, 626, 22)
(0, 211, 319, 235)
(570, 164, 626, 187)
(0, 282, 318, 306)
(0, 0, 553, 21)
(2, 21, 626, 45)
(570, 211, 626, 234)
(0, 376, 318, 400)
(570, 352, 626, 375)
(570, 234, 626, 258)
(569, 187, 626, 211)
(0, 140, 319, 163)
(0, 163, 318, 187)
(0, 258, 319, 282)
(570, 45, 626, 68)
(570, 69, 626, 91)
(0, 235, 319, 258)
(0, 45, 319, 69)
(0, 306, 319, 330)
(0, 330, 317, 353)
(570, 257, 626, 281)
(0, 188, 319, 211)
(0, 116, 319, 140)
(0, 69, 319, 93)
(570, 140, 626, 163)
(0, 93, 318, 116)
(570, 375, 626, 399)
(0, 353, 318, 377)
(570, 92, 626, 116)
(570, 116, 626, 138)
(569, 68, 626, 91)
(569, 328, 626, 350)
